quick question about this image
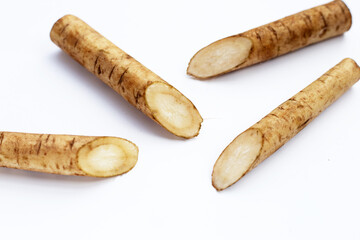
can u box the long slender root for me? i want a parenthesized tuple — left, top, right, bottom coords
(50, 15, 202, 138)
(0, 132, 138, 177)
(212, 58, 360, 191)
(188, 1, 352, 79)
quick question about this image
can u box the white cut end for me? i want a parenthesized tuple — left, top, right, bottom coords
(145, 82, 203, 138)
(77, 137, 138, 177)
(187, 36, 253, 79)
(212, 129, 263, 191)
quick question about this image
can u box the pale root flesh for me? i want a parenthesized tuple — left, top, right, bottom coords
(212, 129, 263, 190)
(187, 37, 253, 79)
(77, 137, 138, 177)
(145, 82, 203, 138)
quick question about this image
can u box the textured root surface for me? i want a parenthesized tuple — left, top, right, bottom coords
(212, 58, 360, 190)
(0, 132, 138, 177)
(50, 15, 202, 138)
(188, 1, 352, 79)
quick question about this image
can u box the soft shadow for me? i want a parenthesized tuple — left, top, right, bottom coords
(51, 51, 182, 140)
(0, 167, 110, 186)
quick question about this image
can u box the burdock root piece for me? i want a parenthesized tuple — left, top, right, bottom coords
(0, 132, 138, 177)
(188, 1, 352, 79)
(212, 58, 360, 191)
(51, 15, 202, 139)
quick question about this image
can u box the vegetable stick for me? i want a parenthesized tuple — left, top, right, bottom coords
(0, 132, 138, 177)
(50, 15, 203, 139)
(187, 1, 352, 79)
(212, 58, 360, 191)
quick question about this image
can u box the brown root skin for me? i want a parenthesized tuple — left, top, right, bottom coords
(212, 58, 360, 191)
(188, 0, 352, 79)
(50, 15, 202, 138)
(0, 132, 138, 177)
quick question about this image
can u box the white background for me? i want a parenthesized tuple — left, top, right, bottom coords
(0, 0, 359, 239)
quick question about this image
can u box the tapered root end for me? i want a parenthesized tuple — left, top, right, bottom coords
(77, 137, 138, 177)
(212, 129, 263, 191)
(145, 82, 203, 139)
(187, 36, 253, 79)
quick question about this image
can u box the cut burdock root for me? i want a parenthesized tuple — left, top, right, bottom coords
(50, 15, 202, 138)
(0, 132, 138, 177)
(212, 58, 360, 191)
(188, 1, 352, 79)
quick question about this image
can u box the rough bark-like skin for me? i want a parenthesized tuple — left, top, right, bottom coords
(0, 132, 112, 176)
(50, 15, 159, 117)
(189, 0, 352, 78)
(247, 58, 359, 177)
(50, 15, 201, 138)
(212, 58, 360, 190)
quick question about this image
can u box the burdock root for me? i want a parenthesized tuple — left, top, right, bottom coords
(51, 15, 203, 138)
(188, 1, 352, 79)
(212, 58, 360, 191)
(0, 132, 138, 177)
